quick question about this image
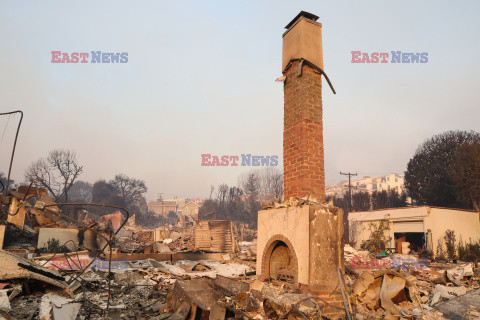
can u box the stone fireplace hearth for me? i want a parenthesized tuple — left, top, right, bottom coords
(257, 202, 344, 292)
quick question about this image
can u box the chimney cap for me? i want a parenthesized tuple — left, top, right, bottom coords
(285, 11, 319, 29)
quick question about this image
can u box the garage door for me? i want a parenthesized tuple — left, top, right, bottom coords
(393, 221, 424, 233)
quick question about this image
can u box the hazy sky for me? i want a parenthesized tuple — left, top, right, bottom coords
(1, 1, 479, 200)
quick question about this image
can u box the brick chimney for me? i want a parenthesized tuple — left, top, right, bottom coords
(282, 11, 327, 201)
(257, 14, 344, 318)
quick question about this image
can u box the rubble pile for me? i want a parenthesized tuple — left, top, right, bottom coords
(0, 181, 256, 319)
(0, 185, 479, 319)
(0, 236, 479, 319)
(262, 195, 332, 209)
(344, 245, 480, 319)
(237, 240, 257, 261)
(165, 235, 195, 252)
(167, 274, 339, 320)
(0, 254, 257, 319)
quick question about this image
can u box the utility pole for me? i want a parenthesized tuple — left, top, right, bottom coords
(340, 171, 357, 212)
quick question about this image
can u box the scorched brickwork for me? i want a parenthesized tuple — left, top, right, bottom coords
(283, 60, 325, 201)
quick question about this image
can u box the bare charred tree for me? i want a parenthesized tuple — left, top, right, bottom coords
(241, 172, 261, 227)
(198, 199, 217, 220)
(216, 183, 229, 219)
(258, 167, 284, 202)
(271, 173, 284, 199)
(110, 174, 148, 211)
(200, 169, 280, 227)
(200, 184, 246, 222)
(25, 149, 83, 202)
(242, 172, 260, 202)
(227, 186, 244, 220)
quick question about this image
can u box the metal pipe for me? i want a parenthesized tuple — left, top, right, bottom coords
(337, 267, 352, 320)
(0, 110, 23, 195)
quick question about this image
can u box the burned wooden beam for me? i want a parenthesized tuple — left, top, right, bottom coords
(0, 249, 70, 294)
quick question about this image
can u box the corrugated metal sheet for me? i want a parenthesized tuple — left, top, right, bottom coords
(195, 220, 235, 253)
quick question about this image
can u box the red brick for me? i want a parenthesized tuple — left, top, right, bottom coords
(283, 62, 325, 200)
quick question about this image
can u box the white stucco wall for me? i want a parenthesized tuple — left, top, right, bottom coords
(37, 228, 97, 251)
(350, 219, 394, 248)
(425, 207, 480, 256)
(349, 207, 428, 248)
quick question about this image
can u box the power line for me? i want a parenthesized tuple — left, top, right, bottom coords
(340, 171, 357, 212)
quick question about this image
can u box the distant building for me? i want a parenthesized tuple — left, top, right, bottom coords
(147, 200, 178, 216)
(183, 201, 201, 221)
(188, 197, 203, 204)
(148, 197, 203, 218)
(326, 173, 405, 198)
(172, 198, 186, 211)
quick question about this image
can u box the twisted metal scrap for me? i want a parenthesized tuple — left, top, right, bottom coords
(43, 202, 130, 318)
(8, 185, 131, 316)
(0, 110, 130, 317)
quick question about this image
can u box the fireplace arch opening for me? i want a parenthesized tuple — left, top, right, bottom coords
(262, 235, 298, 286)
